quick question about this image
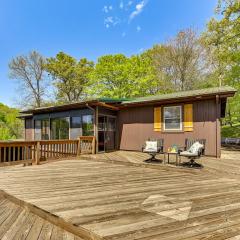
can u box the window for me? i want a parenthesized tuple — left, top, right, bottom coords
(71, 117, 81, 128)
(41, 119, 50, 140)
(98, 116, 106, 131)
(34, 120, 41, 140)
(50, 118, 69, 140)
(34, 119, 50, 140)
(82, 115, 94, 136)
(163, 106, 182, 131)
(70, 117, 82, 139)
(107, 117, 116, 131)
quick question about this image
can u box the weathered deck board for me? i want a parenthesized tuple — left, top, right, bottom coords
(0, 196, 83, 239)
(0, 150, 240, 239)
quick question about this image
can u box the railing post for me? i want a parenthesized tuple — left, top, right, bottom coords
(92, 137, 96, 154)
(77, 138, 81, 156)
(35, 141, 41, 165)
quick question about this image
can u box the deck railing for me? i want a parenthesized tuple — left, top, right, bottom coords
(0, 137, 96, 166)
(0, 141, 37, 166)
(38, 140, 79, 163)
(78, 136, 96, 155)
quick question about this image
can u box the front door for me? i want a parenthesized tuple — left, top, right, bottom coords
(98, 116, 116, 152)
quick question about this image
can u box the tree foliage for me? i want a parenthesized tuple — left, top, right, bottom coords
(203, 0, 240, 124)
(45, 52, 94, 103)
(0, 103, 23, 140)
(9, 51, 47, 108)
(149, 29, 210, 91)
(88, 53, 157, 98)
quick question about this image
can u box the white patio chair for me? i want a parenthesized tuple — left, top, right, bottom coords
(179, 141, 204, 168)
(142, 140, 163, 163)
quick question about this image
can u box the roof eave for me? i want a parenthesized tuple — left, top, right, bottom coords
(120, 90, 236, 108)
(20, 100, 100, 115)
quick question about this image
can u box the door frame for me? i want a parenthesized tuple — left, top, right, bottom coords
(97, 114, 117, 153)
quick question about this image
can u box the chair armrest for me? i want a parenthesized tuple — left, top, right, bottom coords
(142, 143, 147, 152)
(178, 149, 183, 154)
(178, 146, 185, 150)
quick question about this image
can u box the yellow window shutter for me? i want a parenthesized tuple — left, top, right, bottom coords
(154, 107, 161, 131)
(184, 104, 193, 132)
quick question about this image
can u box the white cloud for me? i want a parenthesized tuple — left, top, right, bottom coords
(102, 5, 113, 13)
(137, 26, 141, 32)
(105, 16, 114, 24)
(103, 6, 108, 13)
(129, 0, 147, 21)
(128, 1, 133, 6)
(104, 16, 120, 28)
(136, 2, 144, 11)
(120, 1, 124, 9)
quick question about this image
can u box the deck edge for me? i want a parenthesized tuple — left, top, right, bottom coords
(0, 189, 104, 240)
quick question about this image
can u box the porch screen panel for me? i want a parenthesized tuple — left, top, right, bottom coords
(184, 104, 193, 132)
(154, 107, 161, 131)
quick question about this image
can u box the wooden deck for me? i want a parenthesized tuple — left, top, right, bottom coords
(87, 150, 240, 179)
(0, 150, 240, 239)
(0, 195, 82, 239)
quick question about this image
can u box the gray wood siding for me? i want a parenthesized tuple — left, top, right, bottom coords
(25, 118, 34, 140)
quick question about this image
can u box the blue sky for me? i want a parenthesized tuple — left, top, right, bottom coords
(0, 0, 217, 107)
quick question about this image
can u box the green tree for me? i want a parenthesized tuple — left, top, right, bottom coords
(144, 45, 175, 93)
(0, 103, 23, 140)
(203, 0, 240, 125)
(0, 124, 13, 140)
(88, 53, 158, 98)
(130, 53, 160, 96)
(88, 54, 132, 98)
(45, 52, 94, 103)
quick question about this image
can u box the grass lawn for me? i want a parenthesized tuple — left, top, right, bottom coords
(221, 123, 240, 138)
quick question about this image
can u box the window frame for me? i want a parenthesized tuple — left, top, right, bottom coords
(163, 105, 182, 131)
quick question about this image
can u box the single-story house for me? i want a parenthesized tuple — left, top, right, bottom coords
(20, 86, 236, 157)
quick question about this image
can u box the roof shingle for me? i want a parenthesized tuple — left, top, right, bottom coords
(122, 86, 236, 105)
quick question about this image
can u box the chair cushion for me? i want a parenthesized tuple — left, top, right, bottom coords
(180, 151, 198, 157)
(143, 149, 157, 153)
(144, 141, 158, 152)
(188, 142, 204, 154)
